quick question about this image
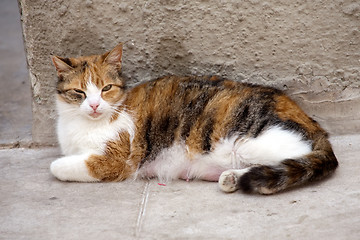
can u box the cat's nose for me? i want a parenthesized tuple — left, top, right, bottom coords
(90, 103, 99, 111)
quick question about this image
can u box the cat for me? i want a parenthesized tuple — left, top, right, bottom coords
(50, 43, 338, 194)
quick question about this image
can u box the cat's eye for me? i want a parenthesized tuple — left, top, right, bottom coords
(74, 89, 85, 95)
(65, 88, 86, 102)
(102, 85, 112, 92)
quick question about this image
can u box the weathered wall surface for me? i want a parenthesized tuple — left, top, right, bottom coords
(19, 0, 360, 145)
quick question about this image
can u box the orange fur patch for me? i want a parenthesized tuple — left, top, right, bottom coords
(86, 132, 133, 181)
(274, 95, 320, 135)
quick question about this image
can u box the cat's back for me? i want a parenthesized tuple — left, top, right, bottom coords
(124, 75, 290, 145)
(124, 75, 323, 142)
(125, 75, 282, 113)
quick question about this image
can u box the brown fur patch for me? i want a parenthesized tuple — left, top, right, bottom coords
(274, 95, 320, 135)
(86, 132, 133, 181)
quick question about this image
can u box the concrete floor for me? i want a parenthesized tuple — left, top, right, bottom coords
(1, 1, 360, 239)
(1, 136, 360, 240)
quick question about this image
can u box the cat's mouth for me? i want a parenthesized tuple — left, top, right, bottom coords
(89, 112, 102, 118)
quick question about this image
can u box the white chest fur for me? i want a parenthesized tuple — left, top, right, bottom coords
(56, 101, 134, 156)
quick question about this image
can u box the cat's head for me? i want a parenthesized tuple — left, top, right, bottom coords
(51, 43, 125, 121)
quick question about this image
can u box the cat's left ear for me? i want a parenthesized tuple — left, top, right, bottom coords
(103, 43, 123, 68)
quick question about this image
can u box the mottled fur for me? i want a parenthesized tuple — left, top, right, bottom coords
(50, 43, 338, 194)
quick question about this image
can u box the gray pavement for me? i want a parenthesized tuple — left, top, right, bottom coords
(1, 135, 360, 239)
(1, 0, 360, 239)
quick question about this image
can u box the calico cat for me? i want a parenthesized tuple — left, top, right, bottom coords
(50, 43, 338, 194)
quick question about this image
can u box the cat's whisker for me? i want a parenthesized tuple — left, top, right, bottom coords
(110, 106, 134, 116)
(110, 108, 123, 115)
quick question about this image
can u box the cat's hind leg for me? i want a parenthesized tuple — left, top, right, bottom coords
(218, 128, 337, 195)
(218, 126, 314, 194)
(218, 169, 249, 193)
(219, 167, 280, 195)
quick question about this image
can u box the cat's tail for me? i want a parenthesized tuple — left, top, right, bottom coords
(237, 134, 338, 194)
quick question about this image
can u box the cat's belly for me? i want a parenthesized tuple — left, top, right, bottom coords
(136, 141, 243, 182)
(137, 127, 312, 182)
(178, 167, 225, 182)
(139, 160, 227, 182)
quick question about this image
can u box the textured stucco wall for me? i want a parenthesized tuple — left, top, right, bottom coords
(19, 0, 360, 145)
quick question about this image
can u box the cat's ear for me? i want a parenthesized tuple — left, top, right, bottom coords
(103, 43, 123, 68)
(51, 56, 74, 73)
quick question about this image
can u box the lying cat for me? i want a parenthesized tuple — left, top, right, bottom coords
(50, 43, 338, 194)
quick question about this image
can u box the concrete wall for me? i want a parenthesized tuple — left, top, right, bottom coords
(19, 0, 360, 145)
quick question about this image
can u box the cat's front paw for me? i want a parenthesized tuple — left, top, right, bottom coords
(50, 155, 99, 182)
